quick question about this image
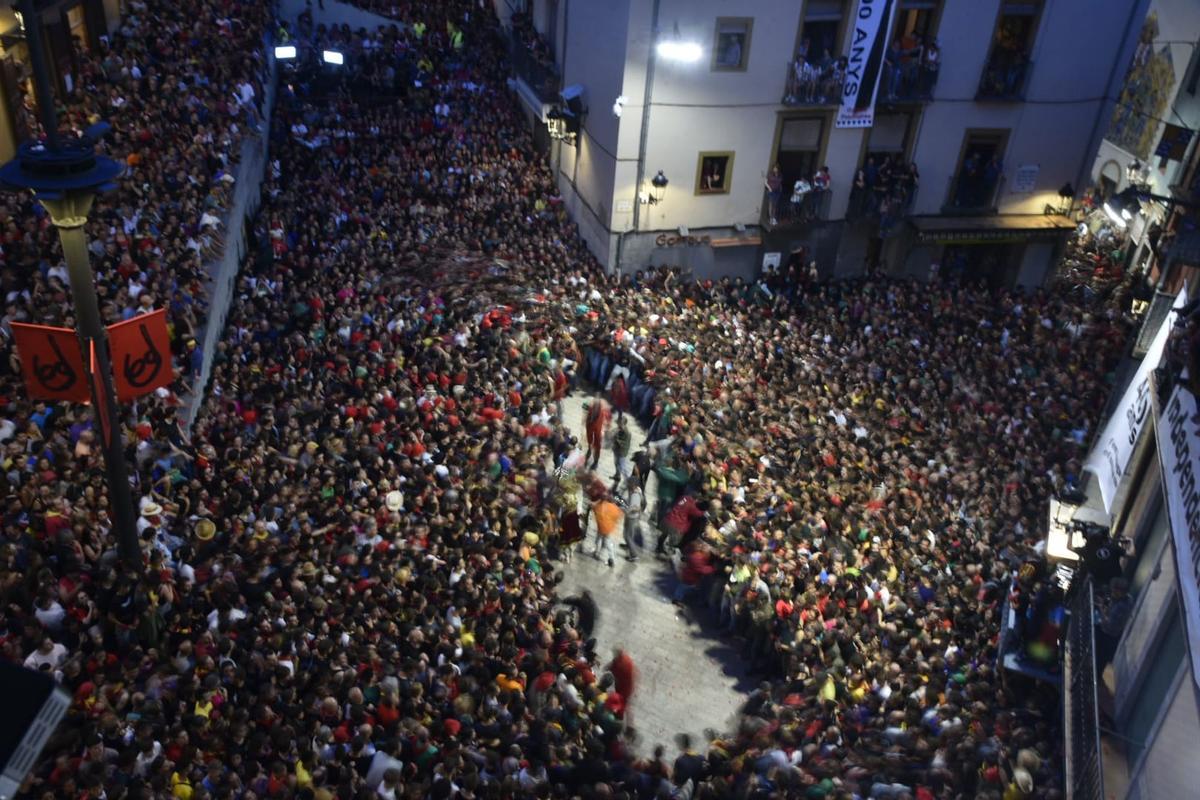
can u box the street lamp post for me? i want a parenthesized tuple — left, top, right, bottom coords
(0, 0, 141, 571)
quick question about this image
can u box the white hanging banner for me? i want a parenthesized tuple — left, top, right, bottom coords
(836, 0, 899, 129)
(1156, 383, 1200, 691)
(1085, 287, 1187, 512)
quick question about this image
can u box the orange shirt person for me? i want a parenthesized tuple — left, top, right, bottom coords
(591, 497, 622, 566)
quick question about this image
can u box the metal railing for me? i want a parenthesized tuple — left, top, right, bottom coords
(977, 56, 1032, 100)
(944, 173, 1006, 213)
(1065, 578, 1105, 800)
(508, 30, 561, 103)
(846, 182, 919, 224)
(762, 186, 832, 228)
(880, 59, 939, 102)
(782, 60, 843, 106)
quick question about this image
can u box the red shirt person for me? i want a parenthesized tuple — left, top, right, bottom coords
(583, 398, 612, 469)
(607, 647, 637, 704)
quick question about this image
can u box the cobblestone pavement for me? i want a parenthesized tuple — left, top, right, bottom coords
(555, 393, 752, 757)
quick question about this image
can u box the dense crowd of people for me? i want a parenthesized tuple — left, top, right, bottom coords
(0, 1, 1138, 799)
(2, 0, 271, 364)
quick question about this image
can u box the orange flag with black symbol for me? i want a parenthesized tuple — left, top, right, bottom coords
(10, 322, 90, 403)
(107, 309, 173, 401)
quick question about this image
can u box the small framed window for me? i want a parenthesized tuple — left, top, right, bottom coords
(696, 151, 735, 195)
(712, 18, 752, 71)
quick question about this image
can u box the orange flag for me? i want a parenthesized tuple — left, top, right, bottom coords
(107, 309, 173, 401)
(10, 322, 90, 403)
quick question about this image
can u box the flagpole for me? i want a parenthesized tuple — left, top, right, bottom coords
(0, 0, 141, 572)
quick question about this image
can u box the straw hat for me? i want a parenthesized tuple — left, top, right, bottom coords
(141, 502, 163, 517)
(385, 490, 404, 511)
(300, 562, 318, 578)
(522, 532, 539, 546)
(194, 519, 216, 541)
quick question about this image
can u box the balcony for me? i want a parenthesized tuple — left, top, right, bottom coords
(944, 173, 1006, 214)
(783, 57, 938, 107)
(878, 59, 939, 104)
(507, 27, 561, 106)
(977, 55, 1032, 100)
(781, 60, 842, 106)
(762, 186, 831, 230)
(847, 183, 919, 235)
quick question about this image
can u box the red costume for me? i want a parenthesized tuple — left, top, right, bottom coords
(608, 649, 637, 703)
(584, 399, 611, 463)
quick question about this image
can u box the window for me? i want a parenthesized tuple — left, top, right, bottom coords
(883, 1, 942, 99)
(769, 117, 830, 222)
(796, 0, 845, 64)
(948, 129, 1009, 211)
(863, 112, 913, 166)
(785, 2, 847, 106)
(978, 1, 1042, 99)
(1129, 502, 1168, 600)
(1121, 605, 1185, 768)
(851, 113, 919, 220)
(1185, 37, 1200, 96)
(797, 1, 844, 55)
(775, 117, 825, 190)
(696, 151, 735, 195)
(893, 0, 941, 41)
(713, 18, 752, 71)
(67, 4, 89, 54)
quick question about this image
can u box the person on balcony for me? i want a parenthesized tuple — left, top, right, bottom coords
(764, 164, 783, 226)
(920, 37, 940, 96)
(873, 156, 893, 215)
(884, 38, 903, 100)
(827, 56, 848, 104)
(810, 166, 831, 220)
(1005, 49, 1029, 97)
(792, 56, 817, 103)
(897, 29, 921, 98)
(790, 175, 812, 221)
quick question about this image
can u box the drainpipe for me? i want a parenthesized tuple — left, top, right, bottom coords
(624, 0, 660, 274)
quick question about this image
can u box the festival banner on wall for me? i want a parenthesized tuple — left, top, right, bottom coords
(106, 309, 173, 401)
(1156, 383, 1200, 691)
(1084, 287, 1186, 512)
(836, 0, 898, 129)
(10, 322, 90, 403)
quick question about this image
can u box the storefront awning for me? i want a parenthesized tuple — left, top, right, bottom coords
(911, 214, 1076, 244)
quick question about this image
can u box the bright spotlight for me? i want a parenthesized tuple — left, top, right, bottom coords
(322, 50, 344, 66)
(274, 45, 297, 60)
(1102, 202, 1127, 229)
(657, 41, 703, 63)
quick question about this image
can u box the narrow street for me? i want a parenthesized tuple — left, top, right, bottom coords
(556, 394, 752, 757)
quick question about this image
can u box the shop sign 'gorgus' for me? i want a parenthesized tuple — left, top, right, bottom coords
(655, 233, 712, 247)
